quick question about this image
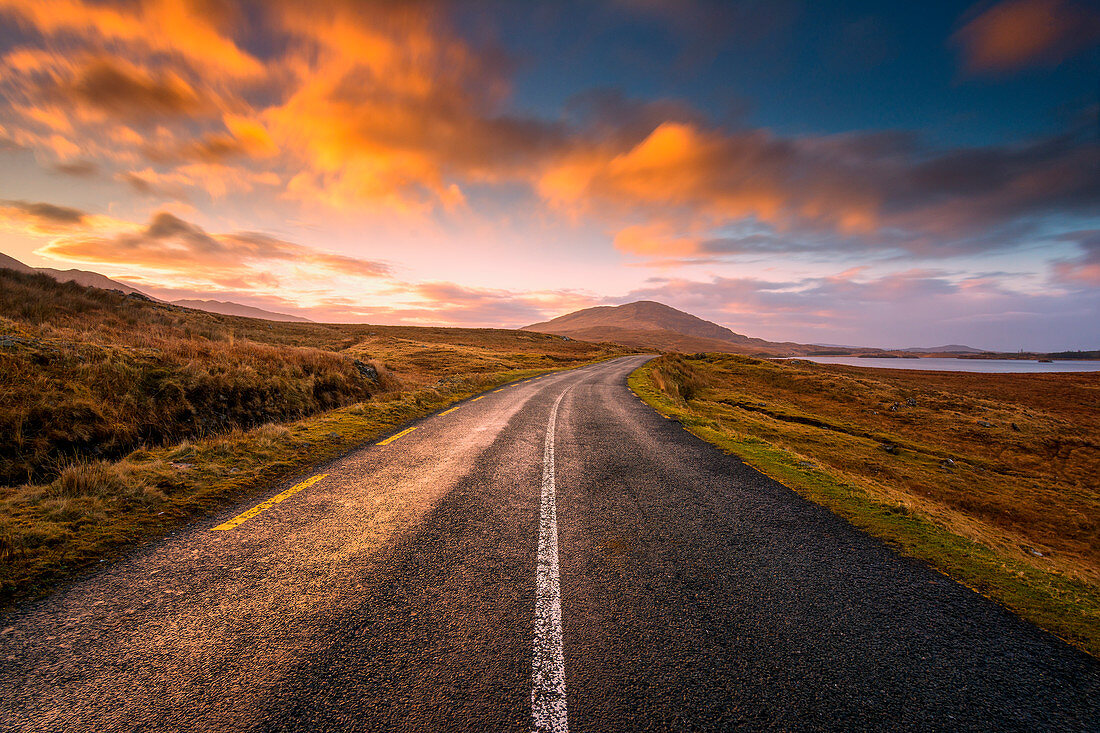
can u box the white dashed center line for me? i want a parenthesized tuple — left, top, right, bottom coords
(531, 388, 571, 733)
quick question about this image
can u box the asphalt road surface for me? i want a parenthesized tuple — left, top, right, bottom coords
(1, 355, 1097, 731)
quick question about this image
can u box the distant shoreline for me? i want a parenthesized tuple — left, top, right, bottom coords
(777, 356, 1100, 374)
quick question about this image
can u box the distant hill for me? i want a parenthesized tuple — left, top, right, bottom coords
(0, 251, 310, 323)
(171, 299, 312, 323)
(0, 251, 147, 295)
(899, 344, 986, 354)
(523, 300, 815, 355)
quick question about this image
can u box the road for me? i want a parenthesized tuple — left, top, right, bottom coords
(1, 355, 1097, 731)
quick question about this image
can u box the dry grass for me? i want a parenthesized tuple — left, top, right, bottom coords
(0, 268, 631, 603)
(0, 269, 621, 485)
(632, 354, 1100, 655)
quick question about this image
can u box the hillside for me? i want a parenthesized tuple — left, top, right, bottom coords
(0, 267, 627, 485)
(900, 344, 986, 354)
(523, 300, 814, 355)
(0, 251, 146, 295)
(0, 267, 631, 601)
(2, 251, 310, 323)
(171, 299, 312, 323)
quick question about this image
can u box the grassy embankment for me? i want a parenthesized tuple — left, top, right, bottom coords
(0, 269, 631, 603)
(630, 353, 1100, 656)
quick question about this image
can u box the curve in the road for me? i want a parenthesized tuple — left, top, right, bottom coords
(0, 355, 1097, 732)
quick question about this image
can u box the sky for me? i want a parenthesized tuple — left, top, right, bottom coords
(0, 0, 1097, 351)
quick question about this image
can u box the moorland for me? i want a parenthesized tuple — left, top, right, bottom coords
(3, 266, 1097, 659)
(0, 268, 630, 602)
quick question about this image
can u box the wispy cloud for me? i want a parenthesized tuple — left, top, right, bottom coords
(1050, 230, 1100, 286)
(0, 1, 1096, 349)
(30, 209, 390, 288)
(0, 199, 87, 230)
(552, 122, 1099, 260)
(952, 0, 1100, 74)
(620, 268, 1100, 351)
(1, 0, 1095, 260)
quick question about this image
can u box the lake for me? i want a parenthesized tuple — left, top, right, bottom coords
(783, 357, 1100, 373)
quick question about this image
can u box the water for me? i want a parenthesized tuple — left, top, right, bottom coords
(783, 356, 1100, 373)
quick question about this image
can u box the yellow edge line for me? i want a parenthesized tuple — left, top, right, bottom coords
(439, 405, 461, 416)
(471, 395, 484, 402)
(212, 474, 328, 530)
(376, 426, 416, 445)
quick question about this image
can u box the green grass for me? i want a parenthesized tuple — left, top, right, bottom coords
(629, 356, 1100, 657)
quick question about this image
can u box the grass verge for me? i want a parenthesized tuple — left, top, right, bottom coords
(0, 361, 611, 607)
(0, 268, 634, 605)
(629, 354, 1100, 657)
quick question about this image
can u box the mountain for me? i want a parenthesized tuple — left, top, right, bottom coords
(0, 251, 146, 295)
(1, 251, 311, 323)
(899, 344, 986, 354)
(171, 299, 312, 323)
(0, 251, 34, 274)
(523, 300, 813, 355)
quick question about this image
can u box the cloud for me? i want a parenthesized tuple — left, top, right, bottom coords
(565, 122, 1099, 260)
(1051, 231, 1100, 286)
(0, 0, 263, 78)
(36, 210, 391, 287)
(54, 57, 211, 122)
(144, 115, 279, 163)
(620, 268, 1100, 351)
(540, 121, 891, 234)
(264, 0, 567, 212)
(53, 158, 98, 176)
(301, 281, 598, 327)
(0, 0, 1095, 262)
(117, 169, 191, 200)
(952, 0, 1100, 73)
(405, 282, 562, 326)
(0, 198, 88, 232)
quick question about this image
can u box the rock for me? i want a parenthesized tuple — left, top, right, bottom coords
(978, 420, 994, 428)
(169, 462, 192, 471)
(326, 432, 342, 439)
(353, 359, 380, 383)
(940, 458, 955, 468)
(881, 443, 899, 455)
(890, 402, 900, 411)
(906, 398, 917, 407)
(1011, 422, 1020, 432)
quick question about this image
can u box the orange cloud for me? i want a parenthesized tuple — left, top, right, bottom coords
(0, 199, 87, 233)
(0, 199, 132, 236)
(0, 0, 1094, 258)
(58, 57, 212, 122)
(0, 0, 263, 78)
(263, 1, 564, 212)
(952, 0, 1100, 73)
(36, 210, 391, 288)
(541, 122, 882, 247)
(613, 223, 703, 257)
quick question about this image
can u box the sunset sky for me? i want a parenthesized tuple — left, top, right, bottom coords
(0, 0, 1097, 350)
